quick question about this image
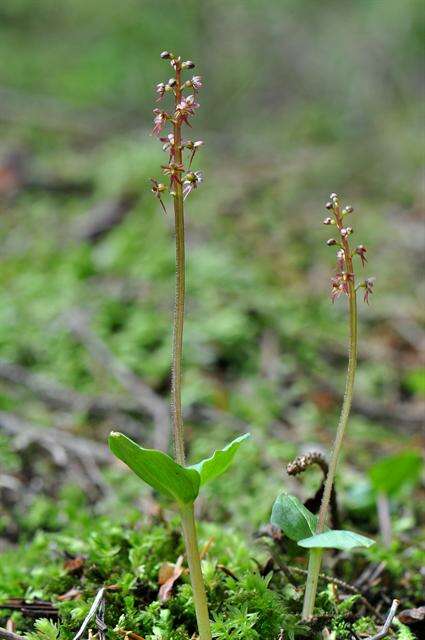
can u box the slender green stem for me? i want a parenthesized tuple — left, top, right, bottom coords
(302, 207, 358, 619)
(180, 503, 212, 640)
(171, 66, 186, 466)
(316, 282, 357, 534)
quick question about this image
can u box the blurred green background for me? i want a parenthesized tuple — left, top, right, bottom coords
(0, 0, 423, 537)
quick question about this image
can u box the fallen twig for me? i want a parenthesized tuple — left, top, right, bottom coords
(311, 371, 424, 433)
(377, 492, 392, 548)
(0, 629, 25, 640)
(0, 359, 139, 417)
(67, 309, 170, 450)
(73, 192, 139, 244)
(72, 588, 105, 640)
(366, 599, 399, 640)
(0, 411, 111, 463)
(0, 359, 152, 444)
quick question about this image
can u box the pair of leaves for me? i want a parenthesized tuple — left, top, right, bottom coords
(271, 493, 374, 551)
(109, 431, 250, 505)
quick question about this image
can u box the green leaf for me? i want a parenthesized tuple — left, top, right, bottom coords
(189, 433, 250, 486)
(369, 451, 423, 498)
(109, 432, 200, 504)
(271, 493, 319, 542)
(298, 530, 375, 550)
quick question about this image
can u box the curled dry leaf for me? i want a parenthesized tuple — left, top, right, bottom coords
(398, 606, 425, 625)
(57, 587, 82, 602)
(64, 556, 85, 574)
(158, 555, 184, 602)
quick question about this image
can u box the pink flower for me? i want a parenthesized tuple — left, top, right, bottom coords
(150, 178, 167, 214)
(183, 139, 204, 167)
(156, 82, 166, 101)
(152, 109, 169, 136)
(363, 277, 375, 304)
(170, 56, 182, 70)
(160, 133, 175, 160)
(355, 244, 367, 267)
(162, 162, 185, 188)
(336, 249, 345, 271)
(183, 171, 203, 199)
(330, 271, 354, 303)
(175, 95, 199, 125)
(191, 75, 203, 90)
(331, 275, 344, 303)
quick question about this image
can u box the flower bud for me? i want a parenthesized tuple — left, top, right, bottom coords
(326, 238, 337, 246)
(330, 192, 338, 200)
(343, 205, 354, 214)
(182, 60, 195, 69)
(160, 51, 172, 59)
(168, 78, 177, 87)
(325, 201, 333, 210)
(346, 226, 353, 234)
(323, 217, 333, 225)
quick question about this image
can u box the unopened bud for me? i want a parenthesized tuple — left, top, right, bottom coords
(330, 192, 338, 200)
(160, 51, 172, 59)
(325, 201, 333, 210)
(326, 238, 337, 246)
(343, 205, 354, 214)
(323, 217, 333, 225)
(168, 78, 177, 87)
(340, 228, 348, 237)
(346, 226, 353, 234)
(182, 60, 195, 69)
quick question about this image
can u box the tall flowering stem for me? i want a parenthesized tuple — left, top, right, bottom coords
(302, 193, 374, 620)
(151, 52, 211, 640)
(171, 62, 186, 466)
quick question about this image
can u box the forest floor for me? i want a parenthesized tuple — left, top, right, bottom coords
(0, 123, 423, 639)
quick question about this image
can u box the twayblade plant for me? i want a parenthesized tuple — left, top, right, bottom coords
(108, 52, 249, 640)
(271, 193, 376, 619)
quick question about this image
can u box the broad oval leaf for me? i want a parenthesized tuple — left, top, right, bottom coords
(369, 451, 423, 498)
(109, 432, 200, 504)
(271, 493, 319, 542)
(189, 433, 250, 486)
(298, 529, 375, 550)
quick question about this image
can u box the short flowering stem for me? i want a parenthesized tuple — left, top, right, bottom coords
(302, 198, 359, 619)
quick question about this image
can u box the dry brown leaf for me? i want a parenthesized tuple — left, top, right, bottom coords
(200, 536, 215, 559)
(64, 556, 84, 573)
(398, 605, 425, 624)
(57, 587, 82, 602)
(158, 555, 184, 602)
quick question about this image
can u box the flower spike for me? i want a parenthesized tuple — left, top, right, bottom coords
(150, 51, 204, 213)
(323, 194, 374, 304)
